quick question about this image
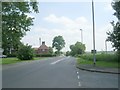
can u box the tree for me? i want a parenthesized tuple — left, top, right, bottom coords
(48, 47, 53, 54)
(52, 36, 65, 54)
(107, 1, 120, 52)
(70, 42, 86, 56)
(17, 44, 34, 60)
(2, 1, 39, 55)
(66, 51, 70, 56)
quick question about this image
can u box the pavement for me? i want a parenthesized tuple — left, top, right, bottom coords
(76, 64, 120, 74)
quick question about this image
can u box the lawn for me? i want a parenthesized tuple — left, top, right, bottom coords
(0, 57, 46, 65)
(77, 58, 120, 68)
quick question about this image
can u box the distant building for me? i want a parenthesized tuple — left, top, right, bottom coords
(34, 41, 49, 54)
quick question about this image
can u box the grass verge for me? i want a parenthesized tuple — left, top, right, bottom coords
(0, 57, 47, 65)
(77, 58, 120, 68)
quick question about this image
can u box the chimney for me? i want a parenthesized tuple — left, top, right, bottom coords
(42, 41, 45, 45)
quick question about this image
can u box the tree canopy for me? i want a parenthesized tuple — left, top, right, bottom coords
(107, 1, 120, 52)
(70, 42, 86, 56)
(2, 1, 39, 55)
(52, 36, 65, 54)
(48, 46, 53, 54)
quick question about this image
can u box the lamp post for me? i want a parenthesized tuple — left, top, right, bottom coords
(39, 37, 41, 46)
(92, 0, 96, 66)
(105, 40, 107, 54)
(80, 29, 83, 44)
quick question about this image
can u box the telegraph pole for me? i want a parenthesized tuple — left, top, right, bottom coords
(105, 40, 107, 54)
(80, 29, 83, 44)
(92, 0, 96, 66)
(39, 38, 41, 46)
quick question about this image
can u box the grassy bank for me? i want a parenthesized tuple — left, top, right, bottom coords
(77, 53, 119, 68)
(77, 58, 119, 68)
(78, 53, 118, 62)
(0, 57, 46, 65)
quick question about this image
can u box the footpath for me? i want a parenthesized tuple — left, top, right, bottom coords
(76, 64, 120, 74)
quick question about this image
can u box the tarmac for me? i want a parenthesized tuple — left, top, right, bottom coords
(76, 64, 120, 74)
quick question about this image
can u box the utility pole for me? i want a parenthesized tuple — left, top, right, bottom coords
(80, 29, 83, 43)
(92, 0, 96, 66)
(39, 38, 41, 46)
(105, 40, 107, 54)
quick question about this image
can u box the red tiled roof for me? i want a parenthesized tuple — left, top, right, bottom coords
(38, 44, 49, 50)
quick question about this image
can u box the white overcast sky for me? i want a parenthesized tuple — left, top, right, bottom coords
(21, 0, 117, 52)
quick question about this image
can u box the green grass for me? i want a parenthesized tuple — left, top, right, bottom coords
(77, 58, 120, 68)
(0, 57, 47, 65)
(78, 53, 118, 62)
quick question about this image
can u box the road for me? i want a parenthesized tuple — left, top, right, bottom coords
(2, 56, 118, 88)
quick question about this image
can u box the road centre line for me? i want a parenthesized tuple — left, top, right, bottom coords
(77, 75, 80, 79)
(50, 57, 69, 65)
(78, 82, 81, 87)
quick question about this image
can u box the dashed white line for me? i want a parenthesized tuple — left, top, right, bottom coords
(50, 58, 64, 65)
(76, 71, 81, 87)
(50, 57, 70, 65)
(77, 75, 80, 79)
(78, 82, 81, 87)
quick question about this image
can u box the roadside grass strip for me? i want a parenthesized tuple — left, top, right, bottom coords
(77, 58, 119, 68)
(1, 57, 46, 65)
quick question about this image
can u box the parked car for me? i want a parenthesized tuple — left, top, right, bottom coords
(0, 55, 7, 58)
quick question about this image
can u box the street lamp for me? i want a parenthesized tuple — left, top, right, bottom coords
(92, 0, 96, 66)
(105, 40, 107, 54)
(39, 37, 41, 46)
(80, 29, 83, 44)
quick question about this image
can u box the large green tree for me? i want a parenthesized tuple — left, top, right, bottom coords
(70, 42, 86, 56)
(52, 36, 65, 54)
(107, 1, 120, 52)
(48, 46, 53, 54)
(2, 1, 39, 55)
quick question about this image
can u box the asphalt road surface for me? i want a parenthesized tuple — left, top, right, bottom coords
(2, 56, 118, 88)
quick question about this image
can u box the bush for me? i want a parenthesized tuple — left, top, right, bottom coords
(36, 53, 55, 57)
(7, 53, 17, 57)
(66, 51, 70, 56)
(17, 44, 34, 60)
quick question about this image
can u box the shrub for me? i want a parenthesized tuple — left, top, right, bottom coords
(66, 51, 70, 56)
(17, 44, 34, 60)
(7, 53, 17, 57)
(36, 53, 55, 57)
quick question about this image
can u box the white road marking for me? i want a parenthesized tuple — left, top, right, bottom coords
(77, 75, 80, 79)
(50, 57, 70, 65)
(78, 82, 81, 87)
(77, 72, 79, 74)
(50, 58, 65, 65)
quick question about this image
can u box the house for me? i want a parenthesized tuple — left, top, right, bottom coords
(35, 41, 49, 54)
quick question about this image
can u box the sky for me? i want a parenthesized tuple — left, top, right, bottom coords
(21, 0, 117, 52)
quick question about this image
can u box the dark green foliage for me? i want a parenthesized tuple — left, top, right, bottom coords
(2, 2, 39, 55)
(48, 47, 53, 54)
(52, 36, 65, 54)
(39, 54, 53, 57)
(36, 53, 55, 57)
(66, 51, 70, 56)
(7, 53, 17, 57)
(70, 42, 86, 56)
(107, 1, 120, 52)
(17, 44, 34, 60)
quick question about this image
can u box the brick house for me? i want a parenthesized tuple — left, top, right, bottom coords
(35, 41, 49, 54)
